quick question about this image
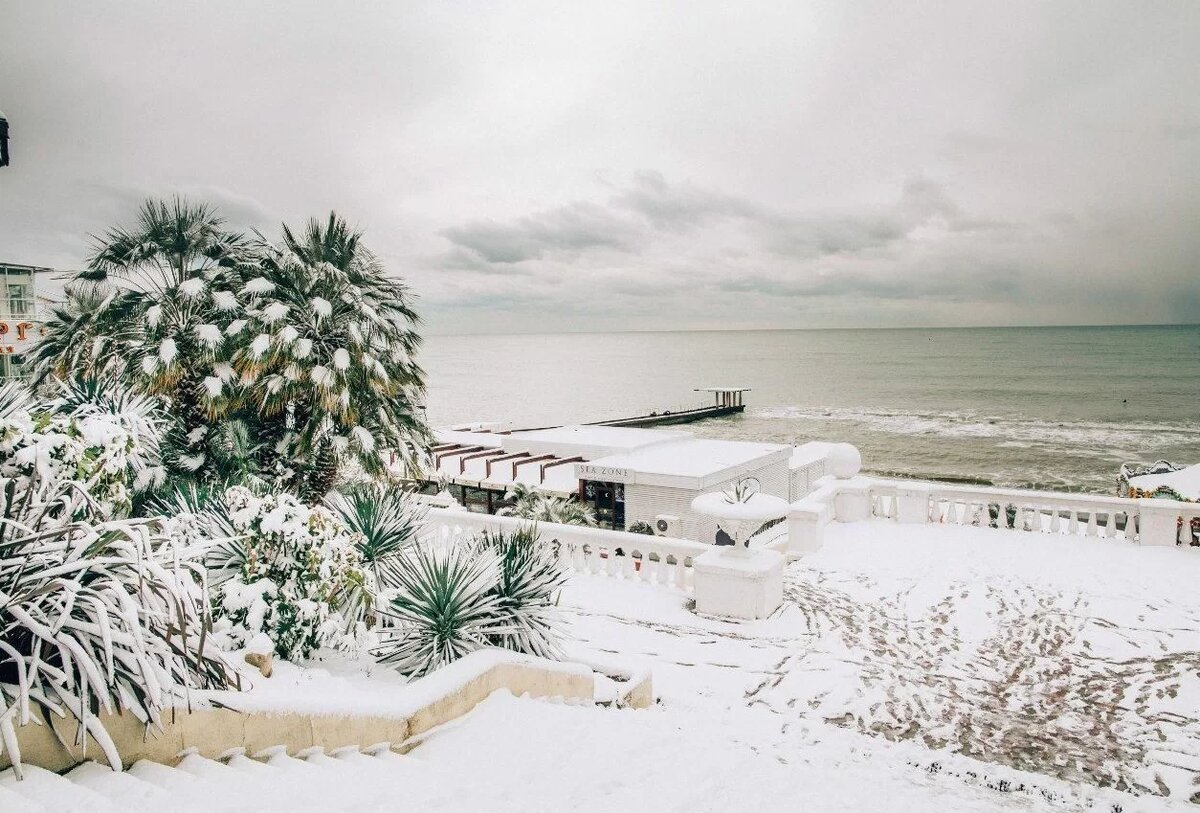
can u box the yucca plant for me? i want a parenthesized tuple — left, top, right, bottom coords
(326, 483, 427, 591)
(0, 379, 32, 419)
(475, 526, 566, 659)
(375, 543, 505, 677)
(0, 507, 235, 777)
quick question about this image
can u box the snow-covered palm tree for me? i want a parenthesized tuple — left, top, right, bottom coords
(34, 198, 253, 482)
(236, 213, 431, 499)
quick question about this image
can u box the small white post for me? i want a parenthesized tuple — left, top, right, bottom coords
(833, 478, 872, 522)
(895, 483, 932, 524)
(1137, 499, 1181, 547)
(787, 501, 826, 554)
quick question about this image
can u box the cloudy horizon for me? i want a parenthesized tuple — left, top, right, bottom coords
(1, 1, 1198, 334)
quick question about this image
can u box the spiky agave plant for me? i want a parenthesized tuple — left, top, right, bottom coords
(375, 542, 504, 677)
(474, 526, 566, 659)
(235, 213, 431, 500)
(326, 483, 427, 591)
(0, 504, 235, 777)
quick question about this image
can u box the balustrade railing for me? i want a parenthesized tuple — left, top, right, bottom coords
(862, 478, 1200, 544)
(421, 507, 710, 592)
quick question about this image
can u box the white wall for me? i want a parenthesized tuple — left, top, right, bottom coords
(625, 458, 789, 542)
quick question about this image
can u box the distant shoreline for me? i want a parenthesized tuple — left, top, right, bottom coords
(425, 323, 1200, 339)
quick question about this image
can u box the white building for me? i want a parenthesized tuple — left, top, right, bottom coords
(0, 262, 49, 380)
(423, 423, 835, 542)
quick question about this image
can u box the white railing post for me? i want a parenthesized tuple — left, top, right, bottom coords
(895, 483, 932, 524)
(1137, 499, 1181, 547)
(834, 478, 872, 522)
(787, 501, 826, 554)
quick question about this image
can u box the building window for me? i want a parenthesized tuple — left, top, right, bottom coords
(6, 282, 32, 317)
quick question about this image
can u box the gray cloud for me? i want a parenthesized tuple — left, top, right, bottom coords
(442, 201, 642, 264)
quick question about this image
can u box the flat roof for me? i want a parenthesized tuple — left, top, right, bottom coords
(502, 424, 692, 457)
(1128, 463, 1200, 500)
(580, 437, 789, 489)
(791, 441, 836, 469)
(694, 387, 751, 393)
(433, 429, 505, 448)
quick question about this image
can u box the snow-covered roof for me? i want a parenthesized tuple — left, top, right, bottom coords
(579, 438, 789, 489)
(1127, 462, 1200, 501)
(694, 386, 752, 392)
(790, 441, 836, 469)
(502, 424, 691, 459)
(432, 429, 505, 448)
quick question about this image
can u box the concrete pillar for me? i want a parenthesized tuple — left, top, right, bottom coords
(692, 548, 784, 620)
(833, 478, 872, 523)
(787, 502, 826, 554)
(895, 483, 932, 524)
(1137, 499, 1182, 547)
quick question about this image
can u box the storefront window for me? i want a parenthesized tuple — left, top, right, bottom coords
(581, 480, 625, 530)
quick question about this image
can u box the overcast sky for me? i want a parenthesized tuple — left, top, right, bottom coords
(1, 2, 1198, 333)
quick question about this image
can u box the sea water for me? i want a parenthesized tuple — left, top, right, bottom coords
(422, 325, 1200, 494)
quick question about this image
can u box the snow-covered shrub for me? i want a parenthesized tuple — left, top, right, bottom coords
(475, 527, 566, 659)
(375, 542, 504, 677)
(376, 525, 566, 676)
(0, 378, 165, 523)
(326, 483, 427, 592)
(211, 487, 374, 661)
(0, 494, 234, 777)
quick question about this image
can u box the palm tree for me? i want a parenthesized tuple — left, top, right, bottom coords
(499, 484, 597, 526)
(33, 198, 252, 483)
(236, 213, 431, 499)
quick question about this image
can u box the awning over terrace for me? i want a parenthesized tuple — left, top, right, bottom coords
(426, 441, 582, 496)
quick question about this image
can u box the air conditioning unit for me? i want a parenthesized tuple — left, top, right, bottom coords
(654, 514, 681, 536)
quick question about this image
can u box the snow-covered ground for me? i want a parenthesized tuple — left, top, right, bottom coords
(562, 520, 1200, 807)
(5, 520, 1199, 812)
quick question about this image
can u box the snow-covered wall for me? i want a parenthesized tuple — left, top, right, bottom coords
(625, 458, 789, 542)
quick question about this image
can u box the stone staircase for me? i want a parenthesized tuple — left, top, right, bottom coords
(0, 743, 414, 812)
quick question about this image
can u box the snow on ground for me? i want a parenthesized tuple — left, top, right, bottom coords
(7, 690, 1156, 813)
(561, 520, 1200, 806)
(7, 519, 1200, 812)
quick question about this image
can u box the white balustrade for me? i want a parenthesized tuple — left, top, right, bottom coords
(856, 478, 1199, 546)
(420, 507, 711, 592)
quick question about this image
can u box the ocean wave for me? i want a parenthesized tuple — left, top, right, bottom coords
(753, 406, 1200, 451)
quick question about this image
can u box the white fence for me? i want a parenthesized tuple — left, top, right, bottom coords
(824, 477, 1200, 547)
(867, 480, 1143, 538)
(421, 508, 713, 592)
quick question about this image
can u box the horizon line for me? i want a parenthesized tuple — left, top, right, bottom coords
(424, 322, 1200, 339)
